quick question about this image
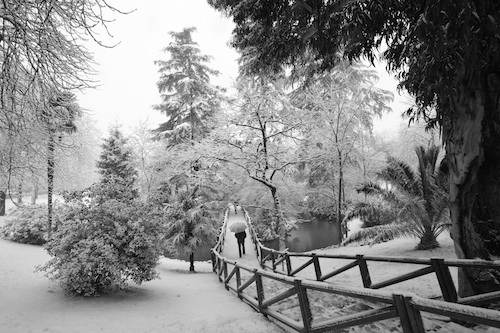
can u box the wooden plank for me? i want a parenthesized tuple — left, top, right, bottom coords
(370, 266, 434, 289)
(224, 265, 238, 287)
(237, 275, 256, 293)
(236, 267, 242, 299)
(312, 255, 322, 281)
(357, 255, 372, 288)
(261, 287, 297, 308)
(302, 279, 394, 304)
(430, 258, 458, 302)
(411, 296, 500, 328)
(286, 255, 292, 275)
(310, 306, 397, 333)
(256, 274, 265, 314)
(262, 308, 303, 332)
(319, 260, 358, 282)
(392, 294, 425, 333)
(290, 258, 315, 276)
(295, 279, 312, 333)
(459, 290, 500, 306)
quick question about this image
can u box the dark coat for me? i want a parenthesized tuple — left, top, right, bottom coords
(235, 231, 246, 244)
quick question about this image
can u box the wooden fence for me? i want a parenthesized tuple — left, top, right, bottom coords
(211, 207, 500, 332)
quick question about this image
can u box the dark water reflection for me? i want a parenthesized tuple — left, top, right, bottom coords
(173, 218, 341, 262)
(264, 218, 341, 252)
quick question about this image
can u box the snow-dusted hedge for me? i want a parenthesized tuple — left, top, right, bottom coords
(37, 195, 167, 297)
(0, 205, 64, 245)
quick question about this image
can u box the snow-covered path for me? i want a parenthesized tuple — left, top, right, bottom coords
(219, 205, 261, 268)
(0, 210, 284, 333)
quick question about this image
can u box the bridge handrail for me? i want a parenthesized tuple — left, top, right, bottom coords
(211, 240, 500, 332)
(240, 207, 500, 306)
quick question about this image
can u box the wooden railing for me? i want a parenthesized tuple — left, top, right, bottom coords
(242, 209, 500, 307)
(210, 207, 500, 332)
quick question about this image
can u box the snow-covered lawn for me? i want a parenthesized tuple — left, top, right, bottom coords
(1, 205, 498, 333)
(0, 228, 285, 333)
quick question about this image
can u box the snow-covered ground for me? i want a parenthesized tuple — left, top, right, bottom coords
(0, 202, 498, 333)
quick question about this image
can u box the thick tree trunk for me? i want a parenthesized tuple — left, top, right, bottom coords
(445, 76, 500, 297)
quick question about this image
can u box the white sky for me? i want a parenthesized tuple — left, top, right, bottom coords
(78, 0, 240, 134)
(78, 0, 407, 136)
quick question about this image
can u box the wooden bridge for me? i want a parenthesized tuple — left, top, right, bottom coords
(212, 205, 500, 333)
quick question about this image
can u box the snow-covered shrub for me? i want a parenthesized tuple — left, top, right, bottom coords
(0, 205, 64, 245)
(37, 195, 167, 297)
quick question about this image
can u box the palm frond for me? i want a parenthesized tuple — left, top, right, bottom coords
(341, 223, 414, 246)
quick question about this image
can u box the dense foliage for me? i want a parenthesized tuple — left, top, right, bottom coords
(162, 185, 220, 271)
(1, 205, 64, 245)
(343, 145, 450, 250)
(37, 192, 166, 296)
(96, 127, 138, 201)
(154, 27, 225, 145)
(36, 128, 164, 296)
(208, 0, 500, 296)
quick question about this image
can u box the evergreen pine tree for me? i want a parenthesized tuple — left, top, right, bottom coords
(154, 27, 224, 146)
(96, 127, 138, 201)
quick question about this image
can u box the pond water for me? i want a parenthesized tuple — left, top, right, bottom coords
(264, 218, 341, 252)
(174, 218, 342, 262)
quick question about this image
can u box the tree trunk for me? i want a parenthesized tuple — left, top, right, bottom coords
(416, 225, 439, 250)
(271, 187, 287, 251)
(47, 135, 55, 239)
(337, 157, 343, 243)
(17, 181, 23, 204)
(31, 184, 38, 205)
(445, 76, 500, 297)
(189, 252, 195, 272)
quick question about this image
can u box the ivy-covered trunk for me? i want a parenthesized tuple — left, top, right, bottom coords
(47, 134, 55, 239)
(445, 76, 500, 297)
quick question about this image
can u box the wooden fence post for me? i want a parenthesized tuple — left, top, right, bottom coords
(393, 293, 425, 333)
(312, 254, 322, 281)
(357, 255, 372, 288)
(286, 255, 292, 275)
(295, 279, 312, 333)
(430, 258, 458, 303)
(271, 251, 276, 272)
(255, 271, 266, 316)
(236, 267, 242, 299)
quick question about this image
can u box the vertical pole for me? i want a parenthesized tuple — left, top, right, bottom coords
(357, 255, 372, 288)
(255, 271, 266, 316)
(236, 267, 242, 299)
(393, 293, 425, 333)
(271, 251, 276, 272)
(295, 279, 312, 333)
(312, 254, 322, 281)
(431, 258, 458, 302)
(286, 255, 292, 275)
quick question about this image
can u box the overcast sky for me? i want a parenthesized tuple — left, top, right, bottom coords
(78, 0, 407, 136)
(78, 0, 239, 134)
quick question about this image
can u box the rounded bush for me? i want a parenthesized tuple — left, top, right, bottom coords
(38, 199, 167, 296)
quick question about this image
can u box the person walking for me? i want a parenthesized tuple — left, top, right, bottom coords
(235, 231, 246, 258)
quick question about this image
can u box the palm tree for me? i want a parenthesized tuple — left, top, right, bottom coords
(164, 185, 222, 271)
(43, 91, 80, 238)
(343, 145, 450, 250)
